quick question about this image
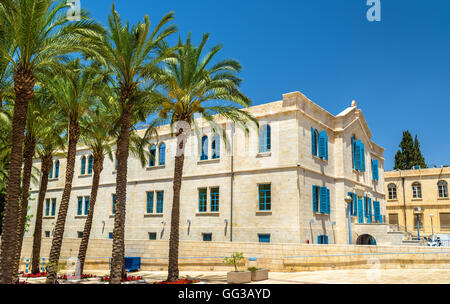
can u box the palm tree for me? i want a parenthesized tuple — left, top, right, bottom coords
(0, 0, 105, 284)
(152, 34, 256, 281)
(12, 91, 56, 281)
(30, 106, 66, 274)
(43, 60, 108, 284)
(76, 97, 115, 275)
(90, 4, 177, 284)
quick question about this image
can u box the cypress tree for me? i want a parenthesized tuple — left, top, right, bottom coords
(394, 131, 427, 170)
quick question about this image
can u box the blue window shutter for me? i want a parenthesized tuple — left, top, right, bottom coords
(88, 156, 93, 174)
(55, 161, 59, 178)
(352, 193, 357, 216)
(266, 125, 271, 151)
(317, 235, 322, 244)
(156, 191, 164, 213)
(51, 199, 56, 216)
(357, 197, 364, 223)
(49, 162, 53, 179)
(77, 197, 83, 215)
(372, 159, 379, 181)
(150, 145, 156, 166)
(360, 142, 365, 172)
(81, 157, 86, 175)
(319, 131, 328, 159)
(147, 192, 154, 213)
(367, 197, 372, 223)
(354, 140, 361, 171)
(311, 128, 316, 156)
(201, 136, 208, 160)
(326, 188, 331, 214)
(374, 201, 381, 222)
(351, 136, 355, 169)
(45, 199, 50, 216)
(312, 186, 318, 212)
(259, 125, 270, 153)
(84, 196, 90, 215)
(324, 235, 329, 244)
(159, 143, 166, 165)
(320, 187, 327, 213)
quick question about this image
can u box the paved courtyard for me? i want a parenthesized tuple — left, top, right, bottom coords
(19, 269, 450, 284)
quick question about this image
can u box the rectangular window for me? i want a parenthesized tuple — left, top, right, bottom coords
(108, 232, 113, 239)
(51, 198, 56, 216)
(318, 235, 329, 244)
(319, 187, 330, 214)
(147, 192, 154, 214)
(112, 194, 116, 215)
(312, 186, 319, 212)
(389, 213, 399, 226)
(45, 231, 50, 238)
(413, 214, 424, 231)
(202, 233, 212, 242)
(440, 213, 450, 230)
(77, 231, 83, 239)
(156, 191, 164, 214)
(77, 197, 83, 215)
(372, 159, 379, 181)
(199, 188, 207, 212)
(258, 234, 270, 243)
(45, 199, 50, 217)
(258, 184, 271, 211)
(210, 187, 219, 212)
(148, 232, 157, 240)
(84, 196, 90, 215)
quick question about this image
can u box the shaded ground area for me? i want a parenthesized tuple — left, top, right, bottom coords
(18, 269, 450, 284)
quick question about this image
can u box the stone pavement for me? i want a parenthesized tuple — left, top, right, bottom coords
(18, 269, 450, 284)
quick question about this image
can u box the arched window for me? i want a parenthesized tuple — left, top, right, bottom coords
(211, 135, 220, 159)
(149, 145, 156, 167)
(311, 128, 319, 156)
(200, 136, 208, 160)
(159, 143, 166, 166)
(87, 155, 93, 174)
(258, 124, 271, 153)
(54, 160, 60, 179)
(49, 161, 53, 179)
(412, 182, 422, 199)
(81, 156, 86, 175)
(388, 184, 397, 200)
(438, 181, 448, 198)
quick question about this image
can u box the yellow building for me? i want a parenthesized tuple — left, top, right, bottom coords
(385, 167, 450, 237)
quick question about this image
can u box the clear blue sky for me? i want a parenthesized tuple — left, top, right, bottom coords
(82, 0, 450, 170)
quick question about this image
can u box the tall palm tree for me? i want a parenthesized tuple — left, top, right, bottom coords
(152, 34, 256, 281)
(30, 106, 66, 274)
(43, 60, 107, 284)
(0, 0, 105, 284)
(12, 91, 56, 281)
(90, 4, 177, 284)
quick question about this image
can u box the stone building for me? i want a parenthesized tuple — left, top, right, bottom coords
(385, 167, 450, 237)
(26, 91, 392, 245)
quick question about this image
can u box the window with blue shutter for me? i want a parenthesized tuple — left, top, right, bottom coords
(352, 193, 358, 216)
(258, 184, 271, 211)
(318, 131, 328, 160)
(84, 196, 90, 215)
(259, 125, 271, 153)
(311, 128, 318, 156)
(149, 145, 156, 166)
(77, 197, 83, 215)
(45, 199, 50, 217)
(318, 235, 329, 244)
(87, 155, 93, 174)
(112, 194, 116, 214)
(156, 191, 164, 213)
(199, 188, 207, 212)
(51, 198, 56, 216)
(365, 197, 372, 223)
(351, 136, 356, 169)
(81, 156, 86, 175)
(147, 192, 154, 214)
(108, 232, 113, 239)
(211, 135, 220, 159)
(210, 187, 219, 212)
(357, 197, 364, 223)
(354, 140, 361, 171)
(312, 186, 319, 212)
(200, 136, 209, 160)
(258, 234, 270, 243)
(319, 187, 330, 214)
(360, 142, 365, 172)
(54, 160, 59, 178)
(372, 159, 379, 181)
(159, 143, 166, 165)
(348, 192, 357, 216)
(49, 161, 53, 179)
(373, 201, 381, 222)
(202, 233, 212, 242)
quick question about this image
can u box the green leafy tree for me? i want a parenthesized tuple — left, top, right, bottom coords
(394, 131, 427, 170)
(0, 0, 105, 284)
(152, 33, 257, 281)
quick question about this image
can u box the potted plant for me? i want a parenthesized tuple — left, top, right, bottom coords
(223, 252, 251, 284)
(248, 267, 269, 281)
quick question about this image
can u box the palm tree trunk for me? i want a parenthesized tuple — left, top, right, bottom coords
(0, 67, 35, 284)
(167, 125, 188, 282)
(31, 154, 52, 274)
(12, 132, 36, 282)
(45, 121, 80, 284)
(110, 107, 132, 284)
(77, 153, 104, 275)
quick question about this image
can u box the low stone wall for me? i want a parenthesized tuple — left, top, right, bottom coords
(17, 237, 450, 272)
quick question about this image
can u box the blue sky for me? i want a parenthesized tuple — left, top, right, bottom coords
(82, 0, 450, 170)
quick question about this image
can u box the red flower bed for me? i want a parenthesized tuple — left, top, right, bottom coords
(153, 278, 199, 284)
(58, 274, 97, 280)
(21, 272, 47, 278)
(100, 275, 143, 282)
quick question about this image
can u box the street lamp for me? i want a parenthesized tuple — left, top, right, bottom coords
(430, 213, 434, 237)
(413, 207, 423, 241)
(344, 195, 353, 245)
